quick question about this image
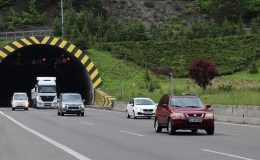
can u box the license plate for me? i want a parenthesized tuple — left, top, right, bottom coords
(189, 118, 202, 123)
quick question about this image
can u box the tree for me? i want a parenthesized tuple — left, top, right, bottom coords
(251, 19, 258, 34)
(52, 16, 62, 36)
(188, 58, 218, 89)
(0, 16, 4, 32)
(249, 61, 258, 74)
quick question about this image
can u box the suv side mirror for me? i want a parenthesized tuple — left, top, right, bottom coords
(162, 104, 168, 109)
(206, 104, 211, 108)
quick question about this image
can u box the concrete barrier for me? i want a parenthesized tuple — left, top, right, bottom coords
(212, 105, 260, 125)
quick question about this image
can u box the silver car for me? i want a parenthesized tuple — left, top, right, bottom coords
(57, 93, 85, 116)
(11, 93, 29, 111)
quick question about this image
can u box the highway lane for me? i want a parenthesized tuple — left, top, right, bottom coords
(0, 107, 260, 160)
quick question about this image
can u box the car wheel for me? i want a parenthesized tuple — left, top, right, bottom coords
(191, 129, 198, 134)
(81, 113, 84, 116)
(57, 111, 60, 116)
(61, 112, 64, 116)
(12, 108, 15, 111)
(133, 111, 137, 119)
(168, 119, 176, 135)
(206, 127, 214, 135)
(147, 117, 151, 119)
(126, 111, 130, 119)
(154, 118, 162, 133)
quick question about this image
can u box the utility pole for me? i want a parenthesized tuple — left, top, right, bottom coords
(61, 0, 64, 38)
(170, 72, 174, 95)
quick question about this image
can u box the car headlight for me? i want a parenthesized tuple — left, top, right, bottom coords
(205, 113, 214, 119)
(62, 104, 66, 108)
(37, 96, 42, 101)
(81, 104, 84, 109)
(25, 101, 29, 107)
(12, 101, 15, 107)
(170, 113, 185, 119)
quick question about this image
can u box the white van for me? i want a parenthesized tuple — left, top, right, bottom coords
(11, 93, 29, 111)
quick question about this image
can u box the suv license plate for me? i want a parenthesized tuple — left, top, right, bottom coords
(189, 118, 202, 123)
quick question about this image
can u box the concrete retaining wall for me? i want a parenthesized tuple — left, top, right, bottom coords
(212, 105, 260, 125)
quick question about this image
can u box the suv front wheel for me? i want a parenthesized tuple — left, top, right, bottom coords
(206, 126, 214, 135)
(154, 118, 162, 133)
(168, 119, 176, 135)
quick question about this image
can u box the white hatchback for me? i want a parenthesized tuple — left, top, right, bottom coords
(11, 93, 29, 111)
(126, 98, 157, 119)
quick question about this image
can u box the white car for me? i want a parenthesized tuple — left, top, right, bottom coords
(11, 93, 29, 111)
(126, 98, 157, 119)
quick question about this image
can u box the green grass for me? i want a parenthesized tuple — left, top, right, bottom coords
(88, 49, 260, 106)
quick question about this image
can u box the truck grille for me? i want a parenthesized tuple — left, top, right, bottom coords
(41, 96, 55, 102)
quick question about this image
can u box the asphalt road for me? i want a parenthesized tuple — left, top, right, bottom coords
(0, 107, 260, 160)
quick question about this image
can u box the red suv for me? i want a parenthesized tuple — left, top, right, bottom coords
(154, 94, 214, 135)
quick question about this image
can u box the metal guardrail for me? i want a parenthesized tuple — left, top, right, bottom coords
(0, 30, 53, 41)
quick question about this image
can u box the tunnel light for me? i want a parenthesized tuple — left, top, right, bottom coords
(42, 58, 46, 62)
(66, 57, 70, 61)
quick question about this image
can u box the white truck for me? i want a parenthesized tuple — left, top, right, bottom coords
(31, 77, 58, 109)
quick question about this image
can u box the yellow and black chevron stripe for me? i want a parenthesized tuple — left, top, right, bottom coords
(103, 96, 116, 107)
(0, 36, 102, 89)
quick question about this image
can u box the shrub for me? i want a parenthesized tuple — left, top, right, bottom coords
(144, 0, 154, 8)
(188, 58, 218, 89)
(150, 66, 173, 76)
(218, 84, 233, 92)
(0, 16, 4, 32)
(249, 62, 258, 74)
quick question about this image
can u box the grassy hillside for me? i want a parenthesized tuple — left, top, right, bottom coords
(102, 34, 260, 77)
(89, 49, 260, 105)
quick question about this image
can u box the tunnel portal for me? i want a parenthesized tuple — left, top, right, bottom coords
(0, 36, 102, 106)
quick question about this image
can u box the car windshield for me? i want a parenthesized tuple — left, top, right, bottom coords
(14, 94, 27, 100)
(135, 99, 155, 105)
(62, 94, 82, 102)
(38, 86, 56, 93)
(170, 97, 204, 108)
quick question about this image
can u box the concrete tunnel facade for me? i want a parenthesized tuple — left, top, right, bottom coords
(0, 36, 102, 106)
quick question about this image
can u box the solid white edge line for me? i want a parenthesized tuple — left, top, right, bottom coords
(0, 111, 91, 160)
(81, 122, 95, 126)
(120, 130, 144, 137)
(201, 149, 255, 160)
(215, 132, 239, 136)
(87, 108, 123, 113)
(216, 122, 260, 128)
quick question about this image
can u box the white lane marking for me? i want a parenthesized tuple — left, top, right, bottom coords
(120, 130, 144, 137)
(216, 122, 260, 129)
(201, 149, 255, 160)
(215, 132, 239, 136)
(81, 122, 95, 126)
(0, 111, 91, 160)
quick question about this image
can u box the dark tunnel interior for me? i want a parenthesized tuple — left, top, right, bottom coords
(0, 45, 93, 106)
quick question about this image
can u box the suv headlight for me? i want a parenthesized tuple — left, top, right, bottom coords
(62, 104, 66, 108)
(205, 113, 214, 119)
(37, 96, 42, 101)
(170, 113, 185, 119)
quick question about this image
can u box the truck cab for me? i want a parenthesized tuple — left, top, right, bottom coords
(31, 77, 58, 109)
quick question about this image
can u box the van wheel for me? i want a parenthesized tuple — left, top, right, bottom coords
(81, 113, 84, 116)
(61, 112, 64, 116)
(154, 118, 162, 133)
(12, 108, 15, 111)
(57, 111, 60, 116)
(168, 119, 176, 135)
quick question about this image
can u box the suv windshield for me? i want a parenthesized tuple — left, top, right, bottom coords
(38, 86, 56, 93)
(14, 94, 27, 100)
(135, 99, 154, 105)
(62, 94, 82, 103)
(170, 97, 204, 108)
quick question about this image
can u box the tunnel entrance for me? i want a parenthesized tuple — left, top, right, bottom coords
(0, 36, 102, 106)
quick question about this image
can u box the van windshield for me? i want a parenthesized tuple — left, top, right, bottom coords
(63, 95, 82, 103)
(38, 86, 56, 93)
(14, 94, 27, 100)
